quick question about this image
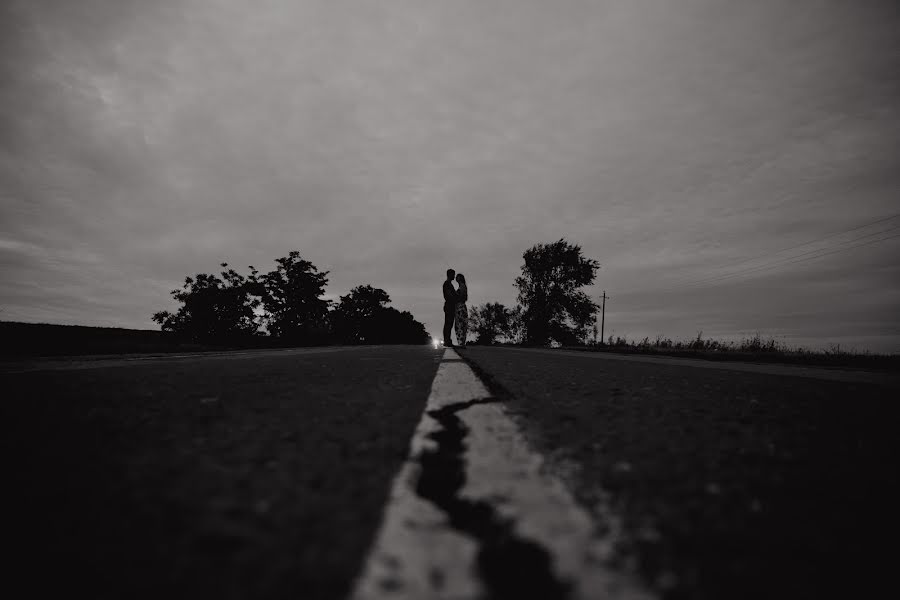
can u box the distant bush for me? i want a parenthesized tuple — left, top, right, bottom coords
(467, 302, 523, 345)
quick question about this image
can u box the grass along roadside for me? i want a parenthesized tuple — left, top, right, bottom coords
(487, 333, 899, 372)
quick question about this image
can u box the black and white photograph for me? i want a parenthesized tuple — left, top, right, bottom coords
(2, 1, 898, 598)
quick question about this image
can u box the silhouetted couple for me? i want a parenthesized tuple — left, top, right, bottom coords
(442, 269, 468, 348)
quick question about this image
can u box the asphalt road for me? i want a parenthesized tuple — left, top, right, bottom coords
(460, 347, 900, 600)
(1, 346, 440, 600)
(2, 345, 897, 600)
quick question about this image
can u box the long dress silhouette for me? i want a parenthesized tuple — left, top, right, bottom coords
(454, 275, 468, 348)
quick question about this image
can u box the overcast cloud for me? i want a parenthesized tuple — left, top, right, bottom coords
(2, 0, 898, 351)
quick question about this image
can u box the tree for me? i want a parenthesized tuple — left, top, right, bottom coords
(505, 305, 525, 344)
(514, 239, 600, 345)
(332, 285, 430, 345)
(259, 252, 330, 343)
(569, 295, 599, 345)
(367, 307, 430, 344)
(153, 252, 431, 347)
(152, 263, 261, 342)
(331, 285, 391, 344)
(469, 302, 514, 345)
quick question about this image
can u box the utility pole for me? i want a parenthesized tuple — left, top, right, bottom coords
(599, 291, 608, 345)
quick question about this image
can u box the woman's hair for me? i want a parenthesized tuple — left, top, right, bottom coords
(455, 273, 466, 285)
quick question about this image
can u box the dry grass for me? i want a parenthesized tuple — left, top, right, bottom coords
(565, 332, 899, 371)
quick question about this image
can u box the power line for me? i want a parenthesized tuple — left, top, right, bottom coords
(695, 213, 900, 273)
(665, 231, 900, 292)
(671, 224, 900, 288)
(657, 215, 899, 290)
(616, 214, 900, 297)
(664, 223, 900, 291)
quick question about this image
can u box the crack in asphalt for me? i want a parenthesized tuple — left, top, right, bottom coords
(414, 398, 571, 600)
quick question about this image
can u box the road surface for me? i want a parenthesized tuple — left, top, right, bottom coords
(461, 347, 899, 600)
(2, 346, 440, 600)
(1, 345, 896, 599)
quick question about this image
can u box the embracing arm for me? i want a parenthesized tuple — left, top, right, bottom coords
(443, 280, 458, 303)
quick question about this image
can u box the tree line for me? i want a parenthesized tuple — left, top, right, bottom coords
(153, 238, 600, 348)
(152, 251, 429, 345)
(468, 238, 600, 346)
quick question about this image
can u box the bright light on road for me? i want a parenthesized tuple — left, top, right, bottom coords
(432, 339, 442, 349)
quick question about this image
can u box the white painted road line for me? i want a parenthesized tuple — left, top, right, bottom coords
(350, 349, 654, 600)
(350, 350, 488, 600)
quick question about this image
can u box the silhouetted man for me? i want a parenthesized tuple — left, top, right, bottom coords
(443, 268, 457, 347)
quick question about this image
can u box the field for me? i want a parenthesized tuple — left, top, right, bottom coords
(0, 321, 326, 358)
(0, 321, 214, 357)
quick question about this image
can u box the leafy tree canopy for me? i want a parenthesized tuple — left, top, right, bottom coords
(259, 251, 330, 341)
(152, 252, 441, 348)
(514, 239, 600, 345)
(334, 285, 391, 321)
(332, 285, 428, 344)
(367, 307, 430, 345)
(152, 263, 261, 342)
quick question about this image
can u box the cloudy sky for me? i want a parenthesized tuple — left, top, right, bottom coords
(2, 0, 899, 351)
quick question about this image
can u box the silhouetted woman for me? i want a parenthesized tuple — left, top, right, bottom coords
(454, 273, 468, 348)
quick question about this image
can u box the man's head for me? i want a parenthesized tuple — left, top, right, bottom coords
(446, 268, 455, 280)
